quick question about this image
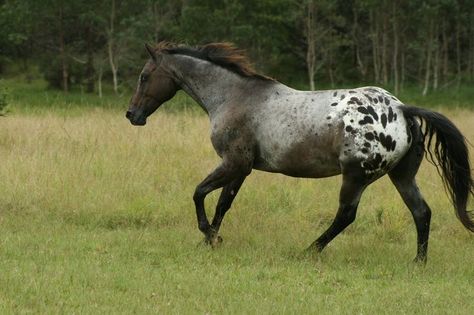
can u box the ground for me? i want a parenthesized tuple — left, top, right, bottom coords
(0, 108, 473, 314)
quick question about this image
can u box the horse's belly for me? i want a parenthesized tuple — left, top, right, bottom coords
(253, 133, 342, 178)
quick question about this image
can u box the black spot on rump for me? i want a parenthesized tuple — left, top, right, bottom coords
(366, 106, 378, 121)
(381, 113, 387, 128)
(378, 95, 383, 103)
(333, 91, 338, 97)
(340, 94, 346, 100)
(379, 132, 396, 151)
(365, 133, 375, 141)
(326, 116, 331, 120)
(374, 153, 382, 165)
(363, 94, 373, 102)
(331, 102, 338, 106)
(345, 125, 353, 132)
(361, 153, 383, 171)
(384, 97, 390, 105)
(373, 97, 378, 104)
(357, 106, 369, 114)
(350, 97, 363, 105)
(349, 90, 357, 94)
(388, 107, 394, 122)
(364, 142, 371, 147)
(358, 116, 374, 125)
(361, 148, 368, 153)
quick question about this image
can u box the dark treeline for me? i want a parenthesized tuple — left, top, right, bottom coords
(1, 0, 473, 95)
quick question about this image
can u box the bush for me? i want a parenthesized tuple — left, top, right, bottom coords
(0, 81, 9, 115)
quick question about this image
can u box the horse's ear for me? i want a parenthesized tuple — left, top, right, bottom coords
(144, 43, 159, 63)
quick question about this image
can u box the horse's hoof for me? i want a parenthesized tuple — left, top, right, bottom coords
(412, 256, 427, 265)
(209, 235, 223, 248)
(197, 235, 223, 248)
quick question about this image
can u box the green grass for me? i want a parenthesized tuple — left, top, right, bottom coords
(1, 101, 474, 313)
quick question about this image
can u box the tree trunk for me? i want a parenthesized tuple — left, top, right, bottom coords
(455, 19, 462, 88)
(108, 0, 119, 94)
(370, 10, 380, 83)
(401, 49, 406, 91)
(58, 4, 68, 92)
(381, 14, 388, 85)
(470, 20, 474, 81)
(353, 5, 366, 78)
(433, 23, 440, 90)
(422, 19, 434, 96)
(442, 21, 449, 81)
(392, 1, 399, 94)
(85, 25, 95, 93)
(98, 64, 103, 98)
(152, 2, 160, 42)
(305, 0, 317, 91)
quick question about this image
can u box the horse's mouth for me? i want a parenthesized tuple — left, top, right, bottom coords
(130, 118, 147, 126)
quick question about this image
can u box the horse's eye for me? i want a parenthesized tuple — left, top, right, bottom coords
(140, 74, 148, 83)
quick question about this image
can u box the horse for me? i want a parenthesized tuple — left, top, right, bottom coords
(126, 42, 474, 263)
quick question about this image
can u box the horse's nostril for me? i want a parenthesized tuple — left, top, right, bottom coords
(126, 110, 132, 119)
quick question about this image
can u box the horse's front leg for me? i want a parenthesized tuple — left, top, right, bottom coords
(209, 176, 246, 245)
(193, 162, 250, 246)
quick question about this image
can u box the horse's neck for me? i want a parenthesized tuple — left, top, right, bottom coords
(168, 55, 247, 116)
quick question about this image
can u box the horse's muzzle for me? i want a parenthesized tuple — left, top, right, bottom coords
(125, 110, 146, 126)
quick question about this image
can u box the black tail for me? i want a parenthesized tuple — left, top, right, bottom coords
(401, 105, 474, 232)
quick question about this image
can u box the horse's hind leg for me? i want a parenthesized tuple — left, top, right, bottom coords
(388, 134, 431, 263)
(307, 171, 369, 253)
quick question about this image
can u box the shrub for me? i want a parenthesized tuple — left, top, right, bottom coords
(0, 81, 9, 116)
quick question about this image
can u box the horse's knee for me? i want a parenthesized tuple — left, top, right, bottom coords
(343, 207, 357, 225)
(413, 201, 431, 224)
(193, 187, 205, 203)
(198, 220, 210, 233)
(336, 204, 357, 226)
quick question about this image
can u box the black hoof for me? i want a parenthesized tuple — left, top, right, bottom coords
(412, 256, 427, 265)
(207, 235, 223, 248)
(305, 241, 324, 254)
(197, 235, 223, 248)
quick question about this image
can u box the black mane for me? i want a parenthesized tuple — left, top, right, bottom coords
(156, 42, 274, 81)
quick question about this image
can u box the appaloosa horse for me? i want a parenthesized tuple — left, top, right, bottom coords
(126, 42, 473, 263)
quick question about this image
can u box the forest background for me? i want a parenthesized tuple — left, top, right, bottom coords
(1, 0, 474, 98)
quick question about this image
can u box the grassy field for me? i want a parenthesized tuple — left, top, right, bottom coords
(1, 86, 474, 313)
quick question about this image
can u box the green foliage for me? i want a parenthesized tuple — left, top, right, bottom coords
(1, 1, 474, 95)
(0, 81, 9, 116)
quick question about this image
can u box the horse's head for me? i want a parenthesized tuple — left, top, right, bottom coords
(126, 44, 179, 126)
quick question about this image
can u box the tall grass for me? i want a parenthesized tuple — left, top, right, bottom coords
(0, 106, 473, 313)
